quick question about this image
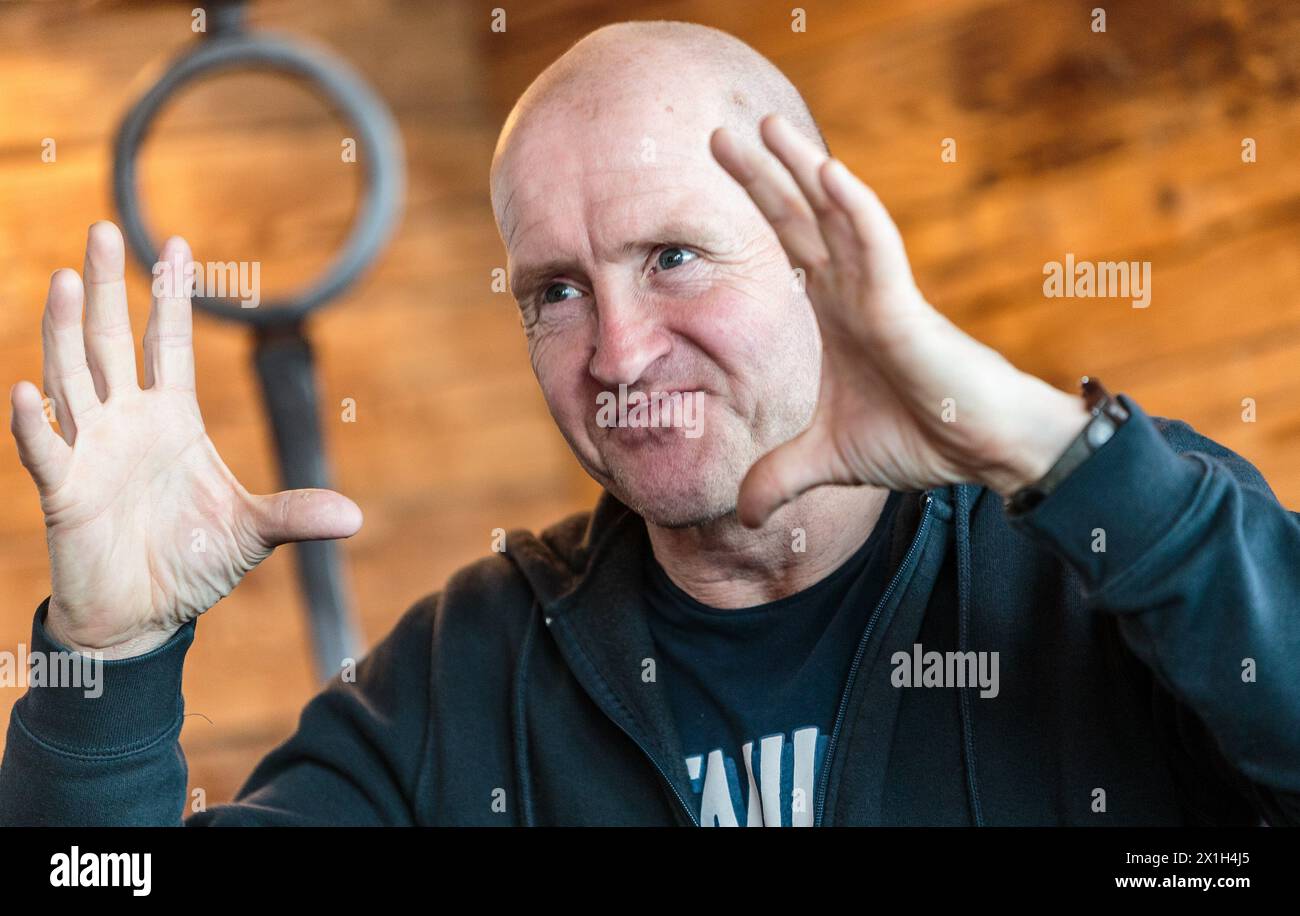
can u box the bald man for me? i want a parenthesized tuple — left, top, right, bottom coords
(3, 21, 1299, 827)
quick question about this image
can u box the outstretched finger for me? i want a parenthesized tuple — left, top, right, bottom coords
(143, 236, 196, 392)
(709, 125, 830, 274)
(82, 221, 140, 398)
(818, 157, 916, 291)
(9, 380, 71, 492)
(41, 268, 100, 444)
(757, 114, 863, 276)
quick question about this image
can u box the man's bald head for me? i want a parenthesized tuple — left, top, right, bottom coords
(491, 20, 826, 231)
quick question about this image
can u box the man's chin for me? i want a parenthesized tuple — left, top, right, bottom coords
(617, 486, 737, 529)
(599, 452, 746, 529)
(636, 494, 737, 529)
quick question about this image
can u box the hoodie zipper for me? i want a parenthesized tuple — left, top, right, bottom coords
(547, 491, 936, 828)
(600, 707, 700, 826)
(814, 492, 936, 826)
(548, 617, 701, 826)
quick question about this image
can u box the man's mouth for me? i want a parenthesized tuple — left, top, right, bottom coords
(592, 384, 708, 441)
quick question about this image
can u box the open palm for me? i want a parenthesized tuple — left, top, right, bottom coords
(9, 222, 361, 658)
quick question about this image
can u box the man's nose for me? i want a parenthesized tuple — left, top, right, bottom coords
(588, 300, 672, 389)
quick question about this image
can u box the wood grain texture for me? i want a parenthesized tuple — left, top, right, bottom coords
(0, 0, 1295, 807)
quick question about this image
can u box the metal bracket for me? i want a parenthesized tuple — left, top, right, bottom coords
(111, 2, 405, 681)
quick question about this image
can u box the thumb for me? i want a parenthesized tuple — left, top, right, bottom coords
(736, 424, 834, 529)
(10, 380, 69, 491)
(251, 488, 363, 548)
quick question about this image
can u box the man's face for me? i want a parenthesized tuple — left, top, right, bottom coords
(493, 95, 822, 528)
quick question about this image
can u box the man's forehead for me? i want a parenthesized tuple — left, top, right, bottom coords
(494, 88, 730, 217)
(498, 142, 730, 253)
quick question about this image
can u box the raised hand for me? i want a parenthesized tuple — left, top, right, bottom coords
(709, 115, 1090, 527)
(9, 222, 362, 658)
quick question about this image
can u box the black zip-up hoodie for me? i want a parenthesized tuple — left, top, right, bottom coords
(2, 394, 1299, 825)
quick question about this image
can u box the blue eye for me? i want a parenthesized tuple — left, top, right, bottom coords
(541, 282, 580, 304)
(656, 247, 696, 271)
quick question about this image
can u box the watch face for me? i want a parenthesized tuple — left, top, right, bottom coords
(1086, 417, 1117, 449)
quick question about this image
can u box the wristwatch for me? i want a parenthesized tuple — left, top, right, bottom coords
(1005, 376, 1130, 516)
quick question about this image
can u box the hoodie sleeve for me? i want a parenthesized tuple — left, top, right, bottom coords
(0, 593, 436, 826)
(1007, 393, 1300, 825)
(0, 596, 194, 826)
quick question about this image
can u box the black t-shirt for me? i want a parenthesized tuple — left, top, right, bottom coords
(643, 490, 902, 826)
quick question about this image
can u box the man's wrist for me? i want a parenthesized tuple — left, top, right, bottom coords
(980, 379, 1091, 499)
(44, 597, 177, 660)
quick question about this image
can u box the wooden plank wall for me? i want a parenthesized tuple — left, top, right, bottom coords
(0, 0, 1296, 808)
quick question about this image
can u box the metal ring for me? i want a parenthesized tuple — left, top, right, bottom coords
(113, 32, 405, 325)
